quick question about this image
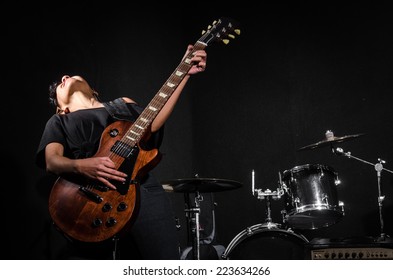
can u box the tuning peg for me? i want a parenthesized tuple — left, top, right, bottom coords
(228, 34, 235, 39)
(222, 39, 230, 44)
(201, 30, 206, 35)
(234, 29, 241, 35)
(207, 25, 212, 30)
(212, 20, 217, 25)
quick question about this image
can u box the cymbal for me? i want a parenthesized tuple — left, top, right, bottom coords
(161, 178, 243, 193)
(298, 131, 365, 151)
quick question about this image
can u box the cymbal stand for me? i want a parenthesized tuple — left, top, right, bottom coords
(333, 147, 393, 240)
(184, 191, 203, 260)
(251, 170, 284, 228)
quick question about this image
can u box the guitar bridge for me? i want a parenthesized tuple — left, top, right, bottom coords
(93, 184, 109, 192)
(79, 187, 103, 203)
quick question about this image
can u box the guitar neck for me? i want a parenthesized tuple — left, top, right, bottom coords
(122, 41, 207, 147)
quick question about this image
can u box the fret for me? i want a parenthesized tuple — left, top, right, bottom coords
(166, 82, 176, 88)
(175, 70, 184, 77)
(148, 105, 158, 112)
(125, 135, 136, 141)
(158, 92, 168, 98)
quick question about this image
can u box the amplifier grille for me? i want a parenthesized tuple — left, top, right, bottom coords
(307, 237, 393, 260)
(311, 247, 393, 259)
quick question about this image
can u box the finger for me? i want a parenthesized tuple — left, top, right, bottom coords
(101, 165, 128, 178)
(98, 177, 117, 190)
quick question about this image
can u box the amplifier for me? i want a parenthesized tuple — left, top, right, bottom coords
(306, 236, 393, 260)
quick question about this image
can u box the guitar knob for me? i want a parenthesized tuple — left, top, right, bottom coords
(117, 202, 128, 211)
(92, 218, 103, 227)
(106, 217, 117, 227)
(109, 128, 119, 137)
(102, 203, 112, 212)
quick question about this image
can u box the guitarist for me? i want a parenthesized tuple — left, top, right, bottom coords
(35, 45, 207, 259)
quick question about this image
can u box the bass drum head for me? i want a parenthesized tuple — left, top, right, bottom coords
(223, 225, 308, 260)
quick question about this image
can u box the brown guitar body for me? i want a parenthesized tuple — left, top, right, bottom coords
(48, 120, 162, 243)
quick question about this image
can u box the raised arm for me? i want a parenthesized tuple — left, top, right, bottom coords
(151, 45, 207, 132)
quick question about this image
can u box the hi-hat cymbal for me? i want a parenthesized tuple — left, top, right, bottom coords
(161, 178, 243, 193)
(298, 131, 365, 151)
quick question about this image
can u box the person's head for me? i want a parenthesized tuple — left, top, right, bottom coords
(49, 75, 99, 114)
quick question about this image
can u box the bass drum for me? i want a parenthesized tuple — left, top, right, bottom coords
(222, 224, 309, 260)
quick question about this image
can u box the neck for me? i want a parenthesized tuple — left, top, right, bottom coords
(64, 92, 103, 113)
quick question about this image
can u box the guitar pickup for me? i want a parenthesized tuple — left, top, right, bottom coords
(93, 184, 109, 192)
(111, 140, 138, 158)
(79, 187, 103, 203)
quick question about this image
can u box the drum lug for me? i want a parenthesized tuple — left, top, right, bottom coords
(322, 194, 329, 205)
(281, 209, 288, 224)
(294, 197, 300, 209)
(339, 201, 345, 215)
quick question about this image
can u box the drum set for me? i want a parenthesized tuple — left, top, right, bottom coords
(164, 130, 393, 260)
(222, 130, 393, 260)
(222, 162, 344, 260)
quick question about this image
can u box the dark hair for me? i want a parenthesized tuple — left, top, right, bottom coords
(49, 80, 60, 107)
(48, 79, 100, 114)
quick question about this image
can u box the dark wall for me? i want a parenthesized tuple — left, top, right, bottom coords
(2, 4, 393, 259)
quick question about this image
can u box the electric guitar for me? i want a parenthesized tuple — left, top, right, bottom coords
(48, 17, 240, 243)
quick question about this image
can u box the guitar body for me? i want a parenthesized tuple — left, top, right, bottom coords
(48, 120, 162, 243)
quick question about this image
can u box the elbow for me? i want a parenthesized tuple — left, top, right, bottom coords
(45, 162, 60, 176)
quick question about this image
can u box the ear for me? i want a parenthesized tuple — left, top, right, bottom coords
(64, 107, 70, 114)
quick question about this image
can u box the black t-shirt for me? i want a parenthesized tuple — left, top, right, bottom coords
(35, 99, 164, 170)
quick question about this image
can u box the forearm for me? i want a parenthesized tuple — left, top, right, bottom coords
(151, 74, 191, 132)
(46, 154, 80, 175)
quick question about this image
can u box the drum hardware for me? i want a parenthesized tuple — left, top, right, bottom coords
(161, 175, 242, 260)
(251, 169, 284, 227)
(185, 191, 203, 260)
(221, 170, 309, 260)
(332, 146, 393, 240)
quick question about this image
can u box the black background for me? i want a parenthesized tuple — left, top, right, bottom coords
(2, 3, 393, 259)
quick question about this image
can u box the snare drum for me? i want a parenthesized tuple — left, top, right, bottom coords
(222, 224, 309, 260)
(281, 164, 344, 229)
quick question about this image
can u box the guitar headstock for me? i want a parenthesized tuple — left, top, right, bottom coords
(199, 17, 241, 46)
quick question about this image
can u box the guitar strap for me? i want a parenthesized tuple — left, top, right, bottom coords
(103, 97, 140, 121)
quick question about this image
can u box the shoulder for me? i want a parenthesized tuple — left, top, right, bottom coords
(45, 113, 62, 127)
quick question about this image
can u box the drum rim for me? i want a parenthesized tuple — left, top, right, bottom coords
(282, 163, 336, 175)
(287, 203, 344, 213)
(222, 224, 309, 259)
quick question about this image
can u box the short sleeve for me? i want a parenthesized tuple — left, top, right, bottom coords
(35, 115, 67, 170)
